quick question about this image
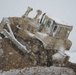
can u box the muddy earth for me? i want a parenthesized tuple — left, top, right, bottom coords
(0, 38, 75, 75)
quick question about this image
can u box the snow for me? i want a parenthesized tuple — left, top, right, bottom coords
(37, 32, 48, 38)
(52, 52, 64, 61)
(0, 48, 4, 56)
(51, 17, 68, 25)
(29, 21, 40, 29)
(25, 30, 48, 39)
(0, 37, 2, 39)
(25, 30, 35, 37)
(9, 52, 13, 55)
(0, 67, 75, 75)
(65, 51, 76, 63)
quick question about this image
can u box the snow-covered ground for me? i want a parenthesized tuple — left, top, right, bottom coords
(65, 51, 76, 63)
(0, 67, 75, 75)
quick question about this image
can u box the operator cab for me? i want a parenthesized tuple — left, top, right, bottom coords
(39, 14, 73, 40)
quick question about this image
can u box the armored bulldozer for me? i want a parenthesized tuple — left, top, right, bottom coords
(0, 7, 73, 68)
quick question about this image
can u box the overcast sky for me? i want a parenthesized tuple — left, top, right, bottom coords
(0, 0, 76, 51)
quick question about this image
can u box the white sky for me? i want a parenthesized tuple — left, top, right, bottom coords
(0, 0, 76, 62)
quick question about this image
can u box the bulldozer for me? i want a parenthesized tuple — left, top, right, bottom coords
(0, 7, 73, 70)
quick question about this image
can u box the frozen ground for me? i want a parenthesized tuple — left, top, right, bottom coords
(0, 66, 75, 75)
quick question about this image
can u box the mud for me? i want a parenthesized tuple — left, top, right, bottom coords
(0, 38, 35, 71)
